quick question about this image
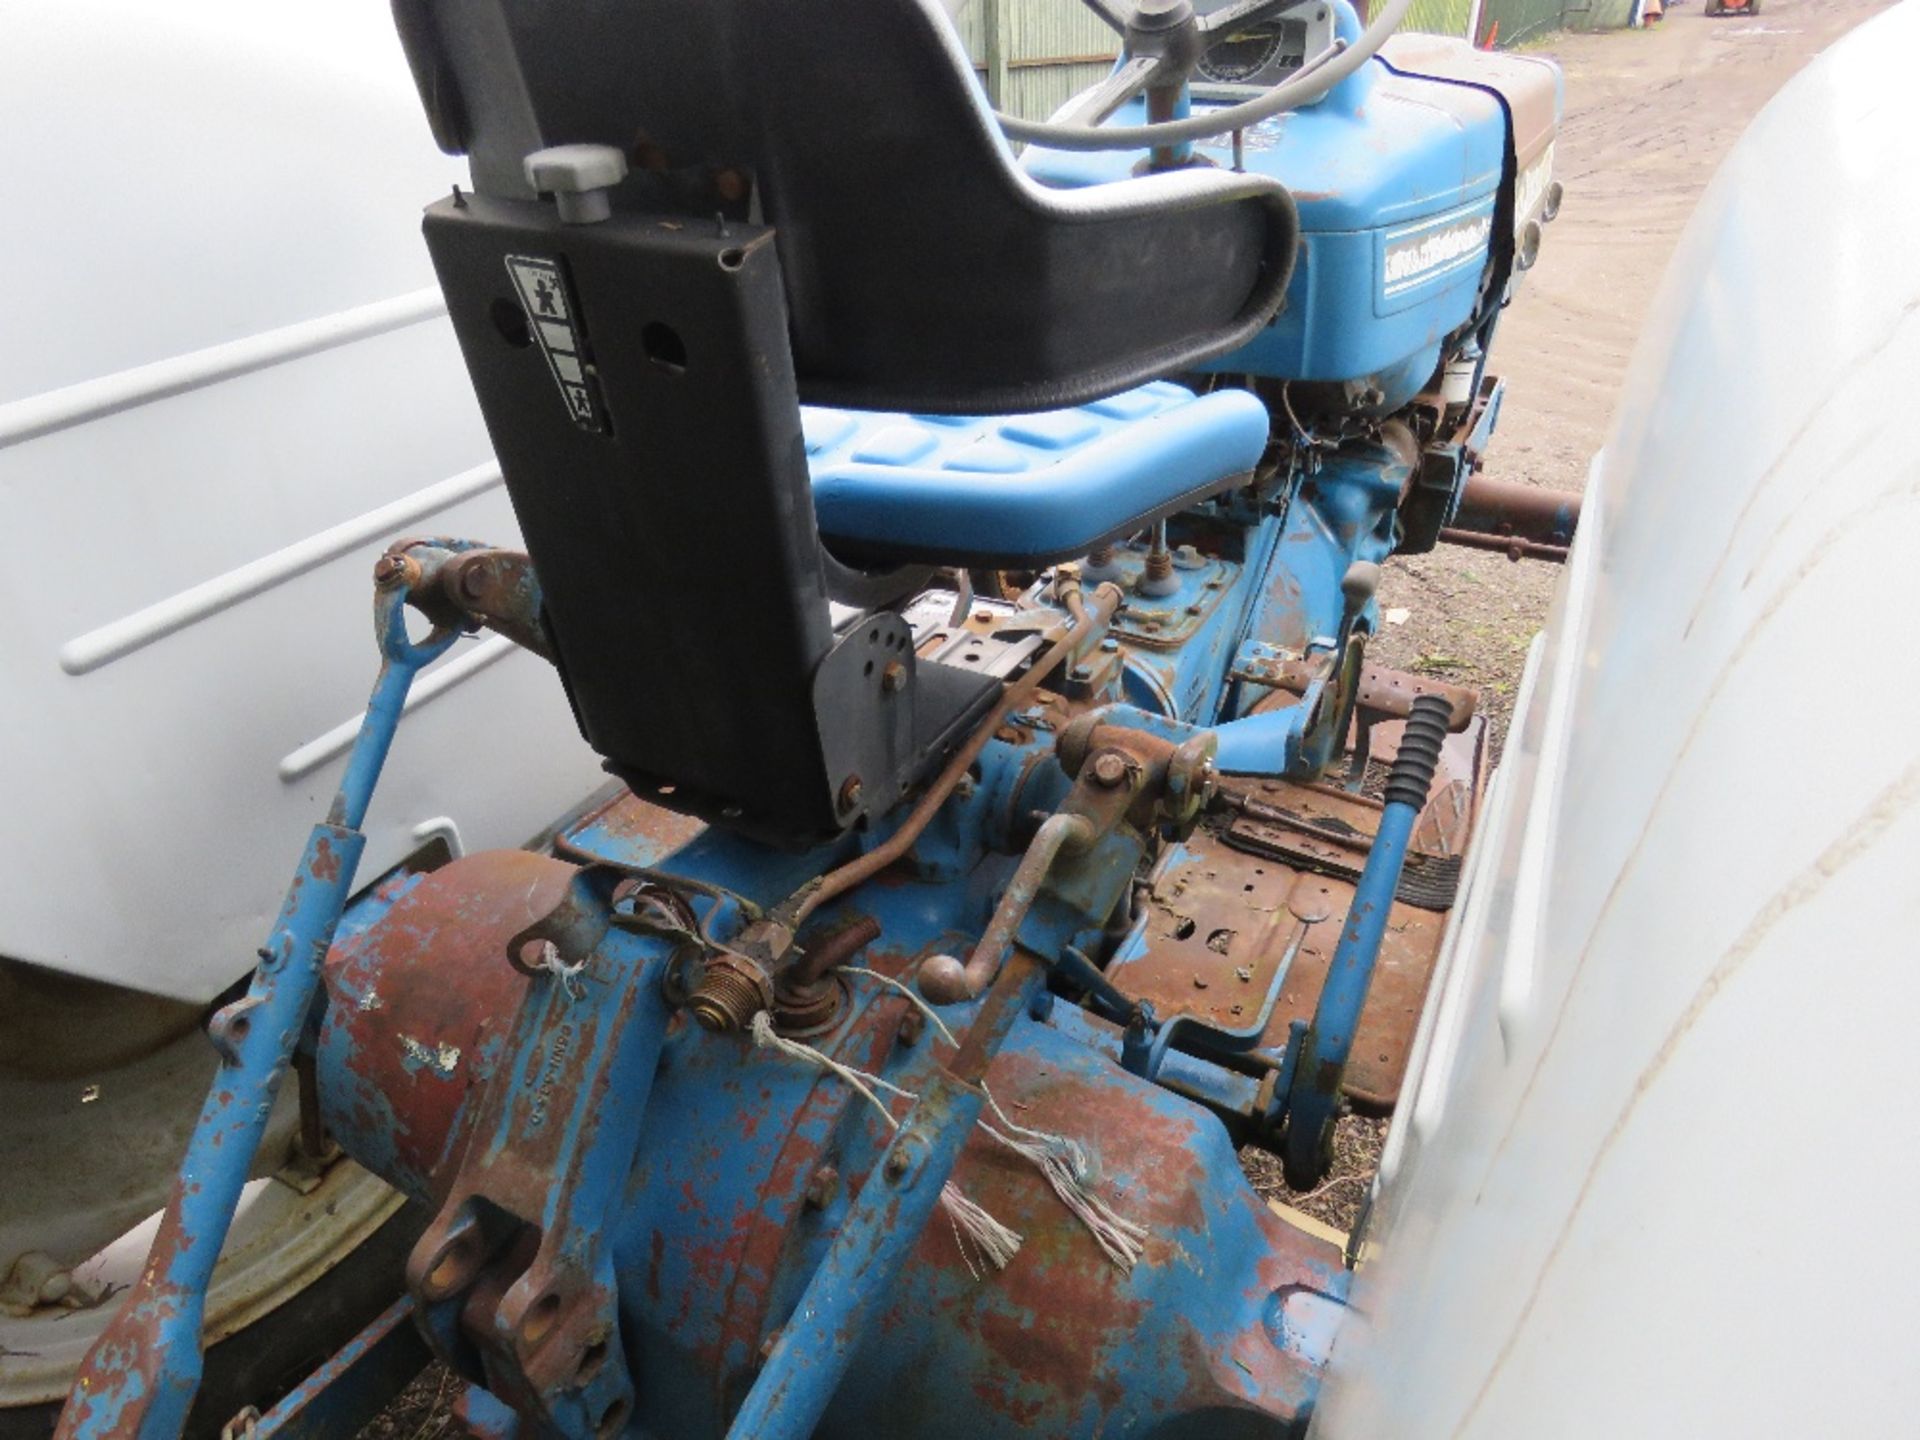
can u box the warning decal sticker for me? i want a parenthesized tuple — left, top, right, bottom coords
(505, 254, 608, 433)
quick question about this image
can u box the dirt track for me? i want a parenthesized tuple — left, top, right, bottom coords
(1285, 0, 1900, 1231)
(1367, 0, 1900, 749)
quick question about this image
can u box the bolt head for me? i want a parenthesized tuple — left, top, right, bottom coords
(804, 1165, 840, 1210)
(837, 775, 864, 814)
(372, 554, 409, 588)
(881, 660, 908, 694)
(1090, 752, 1129, 789)
(458, 562, 492, 601)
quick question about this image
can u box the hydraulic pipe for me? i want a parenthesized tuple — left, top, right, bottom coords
(1438, 527, 1568, 563)
(790, 915, 883, 986)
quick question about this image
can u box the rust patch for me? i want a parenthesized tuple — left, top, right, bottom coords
(718, 974, 912, 1379)
(555, 788, 707, 866)
(311, 836, 342, 884)
(321, 851, 565, 1197)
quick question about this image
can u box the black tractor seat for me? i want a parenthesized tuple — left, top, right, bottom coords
(394, 0, 1298, 839)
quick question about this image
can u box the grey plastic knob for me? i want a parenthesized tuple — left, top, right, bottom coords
(1340, 561, 1381, 607)
(523, 144, 629, 224)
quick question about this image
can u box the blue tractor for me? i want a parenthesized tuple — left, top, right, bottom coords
(53, 1, 1571, 1435)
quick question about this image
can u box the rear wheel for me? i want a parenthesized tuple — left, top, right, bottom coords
(0, 968, 427, 1439)
(0, 1206, 429, 1440)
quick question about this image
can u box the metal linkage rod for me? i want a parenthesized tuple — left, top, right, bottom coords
(735, 700, 1168, 1440)
(723, 1071, 987, 1440)
(57, 564, 459, 1440)
(1281, 693, 1451, 1189)
(918, 812, 1096, 1003)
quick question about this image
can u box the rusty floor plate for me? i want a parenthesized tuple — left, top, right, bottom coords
(1113, 718, 1487, 1109)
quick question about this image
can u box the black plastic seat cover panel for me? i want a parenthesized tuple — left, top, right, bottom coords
(392, 0, 1299, 414)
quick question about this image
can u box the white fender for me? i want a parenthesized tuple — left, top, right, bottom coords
(0, 2, 600, 1003)
(1315, 3, 1920, 1433)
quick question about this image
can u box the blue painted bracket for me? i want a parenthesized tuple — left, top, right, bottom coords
(403, 868, 672, 1440)
(1213, 701, 1312, 776)
(57, 567, 460, 1440)
(1123, 913, 1311, 1083)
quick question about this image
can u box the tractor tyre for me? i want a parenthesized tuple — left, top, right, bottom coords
(0, 1203, 429, 1440)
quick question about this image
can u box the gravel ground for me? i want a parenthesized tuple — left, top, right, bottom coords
(361, 1364, 459, 1440)
(362, 2, 1894, 1426)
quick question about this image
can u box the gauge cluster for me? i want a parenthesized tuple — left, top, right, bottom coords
(1192, 1, 1338, 88)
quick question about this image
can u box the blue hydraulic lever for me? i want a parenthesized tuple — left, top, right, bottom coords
(1281, 693, 1451, 1189)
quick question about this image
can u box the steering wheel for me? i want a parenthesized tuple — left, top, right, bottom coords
(995, 0, 1416, 153)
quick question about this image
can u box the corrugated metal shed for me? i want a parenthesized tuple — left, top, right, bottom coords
(960, 0, 1120, 120)
(1568, 0, 1638, 29)
(1397, 0, 1475, 35)
(963, 0, 1635, 121)
(1476, 0, 1573, 45)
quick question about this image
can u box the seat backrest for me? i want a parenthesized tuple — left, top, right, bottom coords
(392, 0, 1298, 413)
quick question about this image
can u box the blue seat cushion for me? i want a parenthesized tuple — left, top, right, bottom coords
(805, 381, 1271, 566)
